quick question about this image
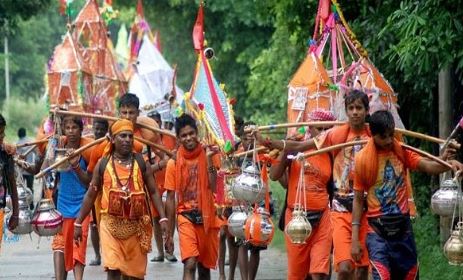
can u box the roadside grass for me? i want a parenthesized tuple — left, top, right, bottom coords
(269, 180, 287, 252)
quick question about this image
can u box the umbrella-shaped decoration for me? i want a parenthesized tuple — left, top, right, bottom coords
(184, 3, 235, 151)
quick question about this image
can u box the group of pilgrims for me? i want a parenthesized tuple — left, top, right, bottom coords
(0, 89, 462, 280)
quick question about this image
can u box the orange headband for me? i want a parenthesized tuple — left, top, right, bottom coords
(110, 119, 133, 136)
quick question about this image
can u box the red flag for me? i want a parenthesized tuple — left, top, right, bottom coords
(137, 0, 144, 18)
(59, 0, 67, 15)
(153, 30, 162, 53)
(105, 0, 112, 4)
(192, 4, 204, 51)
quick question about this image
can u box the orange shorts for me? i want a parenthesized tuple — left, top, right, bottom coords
(177, 214, 219, 269)
(331, 211, 369, 271)
(51, 216, 90, 271)
(285, 208, 332, 279)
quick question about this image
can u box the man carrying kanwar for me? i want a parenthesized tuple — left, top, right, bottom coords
(352, 110, 463, 280)
(164, 113, 221, 280)
(255, 90, 372, 280)
(21, 116, 94, 280)
(73, 119, 169, 280)
(270, 109, 335, 280)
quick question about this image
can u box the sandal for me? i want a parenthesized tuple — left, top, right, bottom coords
(165, 253, 178, 262)
(89, 259, 101, 266)
(150, 255, 165, 262)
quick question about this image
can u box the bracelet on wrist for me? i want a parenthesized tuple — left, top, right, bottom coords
(351, 222, 361, 226)
(208, 166, 217, 173)
(74, 222, 82, 227)
(159, 218, 168, 224)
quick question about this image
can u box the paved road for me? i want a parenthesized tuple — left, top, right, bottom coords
(0, 230, 287, 279)
(0, 182, 287, 279)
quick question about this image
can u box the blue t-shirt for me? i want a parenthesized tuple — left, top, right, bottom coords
(57, 158, 87, 218)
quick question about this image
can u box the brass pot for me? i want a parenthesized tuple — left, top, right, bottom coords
(431, 179, 459, 217)
(31, 198, 63, 237)
(285, 209, 312, 244)
(444, 229, 463, 266)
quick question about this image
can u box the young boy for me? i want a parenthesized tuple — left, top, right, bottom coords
(257, 90, 371, 280)
(351, 110, 463, 280)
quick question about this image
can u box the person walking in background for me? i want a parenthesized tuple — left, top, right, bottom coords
(16, 128, 36, 195)
(0, 114, 19, 253)
(88, 119, 109, 266)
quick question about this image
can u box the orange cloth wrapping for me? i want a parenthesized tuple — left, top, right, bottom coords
(331, 212, 369, 270)
(285, 208, 332, 278)
(51, 216, 90, 272)
(177, 214, 219, 269)
(174, 145, 216, 233)
(100, 214, 148, 279)
(354, 138, 405, 189)
(102, 119, 134, 157)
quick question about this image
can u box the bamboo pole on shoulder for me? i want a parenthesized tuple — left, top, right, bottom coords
(35, 137, 106, 179)
(51, 110, 176, 138)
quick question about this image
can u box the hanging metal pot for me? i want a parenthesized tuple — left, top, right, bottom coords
(431, 179, 459, 217)
(444, 227, 463, 266)
(31, 198, 63, 237)
(244, 207, 274, 247)
(227, 206, 248, 239)
(4, 195, 12, 213)
(232, 165, 266, 204)
(16, 184, 33, 207)
(285, 209, 312, 244)
(6, 199, 33, 235)
(54, 148, 71, 172)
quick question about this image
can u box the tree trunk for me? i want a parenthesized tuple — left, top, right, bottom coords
(438, 67, 453, 245)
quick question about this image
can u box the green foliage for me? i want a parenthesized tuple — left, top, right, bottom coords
(413, 213, 463, 279)
(2, 97, 47, 142)
(0, 0, 52, 35)
(0, 4, 65, 104)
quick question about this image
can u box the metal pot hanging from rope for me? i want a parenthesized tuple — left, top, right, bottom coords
(285, 158, 312, 244)
(431, 179, 459, 217)
(444, 224, 463, 266)
(443, 174, 463, 266)
(244, 207, 274, 247)
(285, 208, 312, 244)
(232, 165, 266, 203)
(31, 198, 63, 236)
(227, 206, 248, 239)
(6, 199, 33, 235)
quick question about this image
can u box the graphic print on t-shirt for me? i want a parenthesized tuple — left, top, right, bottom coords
(375, 160, 403, 215)
(183, 163, 199, 209)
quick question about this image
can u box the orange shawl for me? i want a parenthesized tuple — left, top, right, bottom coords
(355, 138, 405, 189)
(176, 145, 215, 232)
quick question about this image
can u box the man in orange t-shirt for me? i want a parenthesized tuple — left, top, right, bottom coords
(147, 110, 178, 263)
(270, 110, 334, 280)
(87, 93, 160, 174)
(352, 110, 463, 280)
(257, 90, 371, 280)
(164, 114, 221, 280)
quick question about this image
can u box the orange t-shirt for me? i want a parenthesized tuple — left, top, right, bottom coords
(314, 126, 370, 212)
(164, 153, 220, 213)
(354, 149, 421, 218)
(287, 150, 331, 211)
